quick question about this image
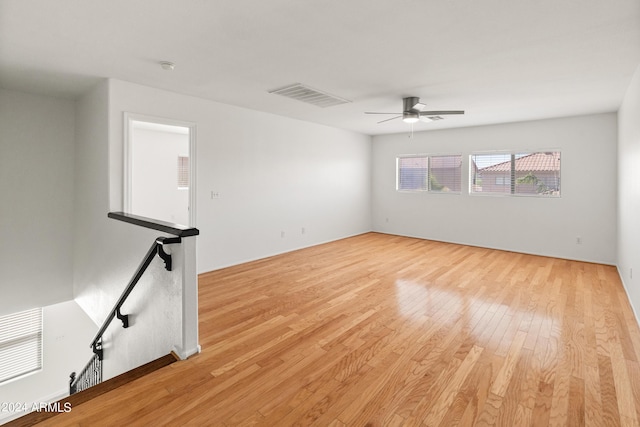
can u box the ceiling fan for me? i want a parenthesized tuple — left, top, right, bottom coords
(365, 96, 464, 124)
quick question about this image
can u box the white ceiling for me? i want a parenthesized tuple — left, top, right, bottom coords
(1, 0, 639, 136)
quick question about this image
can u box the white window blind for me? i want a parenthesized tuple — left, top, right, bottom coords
(0, 308, 43, 384)
(470, 151, 561, 197)
(177, 156, 189, 189)
(397, 154, 462, 193)
(397, 156, 428, 191)
(429, 155, 462, 192)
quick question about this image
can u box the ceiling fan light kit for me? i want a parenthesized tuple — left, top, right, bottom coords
(402, 112, 420, 123)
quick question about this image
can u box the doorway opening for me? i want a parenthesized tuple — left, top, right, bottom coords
(124, 114, 196, 226)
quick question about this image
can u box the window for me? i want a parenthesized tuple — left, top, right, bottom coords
(0, 308, 43, 384)
(495, 176, 508, 186)
(177, 156, 189, 189)
(470, 151, 561, 196)
(397, 155, 462, 193)
(398, 156, 428, 191)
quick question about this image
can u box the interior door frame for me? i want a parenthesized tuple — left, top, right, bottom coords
(123, 112, 197, 227)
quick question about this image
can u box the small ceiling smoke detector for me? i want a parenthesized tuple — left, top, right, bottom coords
(159, 61, 175, 71)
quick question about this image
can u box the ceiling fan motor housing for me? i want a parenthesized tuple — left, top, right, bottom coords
(403, 97, 421, 112)
(402, 97, 421, 122)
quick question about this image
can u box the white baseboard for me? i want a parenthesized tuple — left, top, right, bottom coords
(617, 265, 640, 329)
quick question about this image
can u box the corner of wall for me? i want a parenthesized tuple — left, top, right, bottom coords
(616, 62, 640, 326)
(72, 79, 110, 317)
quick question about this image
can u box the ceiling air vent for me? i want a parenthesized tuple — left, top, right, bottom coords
(268, 83, 350, 108)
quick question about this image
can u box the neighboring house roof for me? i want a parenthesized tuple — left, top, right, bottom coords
(479, 152, 560, 172)
(399, 157, 427, 169)
(430, 156, 461, 169)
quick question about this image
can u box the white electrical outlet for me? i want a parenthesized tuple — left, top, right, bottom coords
(631, 268, 634, 279)
(576, 236, 582, 244)
(281, 231, 285, 238)
(301, 227, 305, 234)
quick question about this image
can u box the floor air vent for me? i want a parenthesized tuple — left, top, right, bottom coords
(268, 83, 350, 108)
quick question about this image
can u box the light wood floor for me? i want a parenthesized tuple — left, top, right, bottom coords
(37, 233, 640, 426)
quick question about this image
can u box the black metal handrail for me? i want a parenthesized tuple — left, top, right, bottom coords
(89, 236, 181, 360)
(68, 212, 199, 396)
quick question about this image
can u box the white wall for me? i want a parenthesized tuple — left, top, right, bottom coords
(372, 113, 618, 264)
(130, 127, 189, 225)
(618, 64, 640, 316)
(0, 300, 96, 424)
(100, 245, 182, 379)
(107, 79, 372, 273)
(73, 81, 183, 379)
(73, 80, 110, 320)
(0, 89, 75, 316)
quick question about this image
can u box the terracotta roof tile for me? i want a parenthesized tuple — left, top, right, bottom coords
(479, 152, 560, 172)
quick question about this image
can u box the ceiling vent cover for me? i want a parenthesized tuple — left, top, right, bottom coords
(269, 83, 350, 108)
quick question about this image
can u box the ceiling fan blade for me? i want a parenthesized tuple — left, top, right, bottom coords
(419, 110, 465, 116)
(419, 116, 433, 123)
(377, 116, 402, 124)
(412, 102, 428, 111)
(365, 112, 403, 115)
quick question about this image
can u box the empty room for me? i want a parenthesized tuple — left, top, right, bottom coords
(1, 0, 640, 426)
